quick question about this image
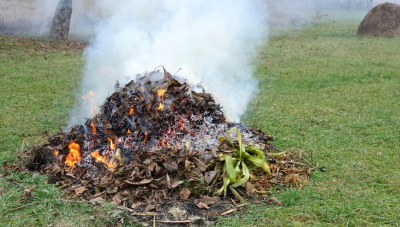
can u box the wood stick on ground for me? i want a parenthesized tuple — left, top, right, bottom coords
(221, 209, 237, 216)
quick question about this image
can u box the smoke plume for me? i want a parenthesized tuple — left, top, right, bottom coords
(70, 0, 268, 125)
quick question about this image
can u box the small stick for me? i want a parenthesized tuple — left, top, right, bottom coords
(221, 209, 237, 216)
(9, 201, 40, 212)
(277, 161, 306, 166)
(158, 220, 192, 224)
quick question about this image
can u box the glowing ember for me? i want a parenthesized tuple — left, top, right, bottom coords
(91, 150, 113, 169)
(91, 122, 96, 135)
(144, 132, 148, 145)
(129, 107, 134, 115)
(160, 139, 166, 146)
(107, 137, 117, 150)
(65, 142, 81, 167)
(127, 128, 132, 134)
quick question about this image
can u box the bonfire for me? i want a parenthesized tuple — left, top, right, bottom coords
(10, 68, 311, 225)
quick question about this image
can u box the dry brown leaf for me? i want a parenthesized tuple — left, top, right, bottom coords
(107, 187, 118, 194)
(171, 180, 184, 189)
(268, 196, 283, 207)
(125, 178, 153, 185)
(199, 195, 219, 205)
(195, 202, 210, 209)
(0, 187, 4, 195)
(144, 204, 156, 212)
(148, 161, 157, 171)
(111, 193, 122, 205)
(131, 202, 143, 209)
(180, 187, 191, 199)
(90, 197, 105, 204)
(246, 182, 255, 196)
(184, 160, 195, 170)
(204, 170, 218, 185)
(163, 162, 178, 172)
(166, 174, 171, 189)
(100, 173, 114, 185)
(74, 186, 88, 194)
(191, 157, 207, 172)
(91, 191, 106, 199)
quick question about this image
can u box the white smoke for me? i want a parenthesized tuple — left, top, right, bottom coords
(70, 0, 268, 125)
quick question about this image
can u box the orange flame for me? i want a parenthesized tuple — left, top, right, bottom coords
(160, 139, 166, 146)
(156, 89, 165, 111)
(91, 122, 96, 135)
(107, 137, 117, 150)
(129, 107, 134, 115)
(157, 103, 164, 110)
(127, 128, 132, 134)
(91, 151, 113, 169)
(55, 150, 59, 159)
(144, 132, 148, 145)
(65, 142, 81, 167)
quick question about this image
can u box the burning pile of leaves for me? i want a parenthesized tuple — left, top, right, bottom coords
(17, 68, 312, 224)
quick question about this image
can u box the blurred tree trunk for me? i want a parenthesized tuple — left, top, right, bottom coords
(49, 0, 72, 40)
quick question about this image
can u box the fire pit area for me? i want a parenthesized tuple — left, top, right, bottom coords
(13, 68, 312, 226)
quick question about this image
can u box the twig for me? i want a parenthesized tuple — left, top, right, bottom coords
(9, 201, 40, 212)
(277, 161, 305, 166)
(158, 220, 192, 223)
(221, 209, 237, 216)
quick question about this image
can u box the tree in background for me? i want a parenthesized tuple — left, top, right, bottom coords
(49, 0, 72, 40)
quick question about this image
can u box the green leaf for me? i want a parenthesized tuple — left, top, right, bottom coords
(225, 155, 237, 183)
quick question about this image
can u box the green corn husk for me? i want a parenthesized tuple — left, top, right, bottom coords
(246, 146, 264, 158)
(225, 155, 237, 183)
(231, 162, 249, 188)
(227, 127, 237, 146)
(229, 186, 246, 203)
(243, 152, 270, 174)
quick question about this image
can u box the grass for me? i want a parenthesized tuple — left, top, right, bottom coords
(1, 12, 399, 226)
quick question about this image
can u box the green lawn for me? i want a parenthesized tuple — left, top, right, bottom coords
(1, 12, 399, 226)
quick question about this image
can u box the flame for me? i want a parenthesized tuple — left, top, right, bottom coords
(144, 132, 148, 145)
(129, 107, 134, 115)
(156, 89, 165, 111)
(91, 122, 96, 135)
(157, 103, 164, 110)
(107, 137, 117, 150)
(65, 142, 81, 167)
(127, 128, 132, 134)
(91, 150, 113, 169)
(160, 139, 166, 146)
(55, 150, 59, 159)
(184, 141, 190, 150)
(89, 90, 94, 96)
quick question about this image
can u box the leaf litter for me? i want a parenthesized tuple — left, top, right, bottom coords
(7, 68, 313, 226)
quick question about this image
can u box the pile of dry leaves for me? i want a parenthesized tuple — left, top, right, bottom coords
(13, 68, 312, 225)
